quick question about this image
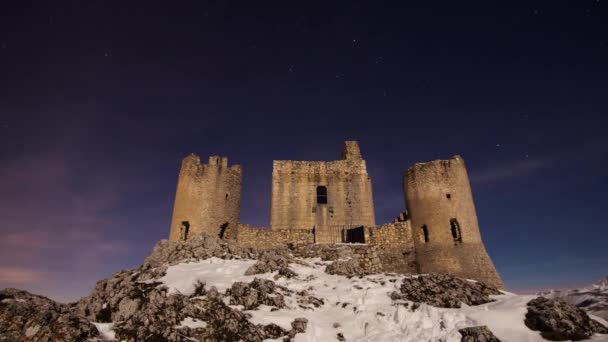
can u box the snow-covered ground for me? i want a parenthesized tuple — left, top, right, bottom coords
(155, 258, 608, 342)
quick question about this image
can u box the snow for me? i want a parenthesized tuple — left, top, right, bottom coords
(177, 317, 208, 329)
(92, 322, 116, 340)
(157, 258, 608, 342)
(158, 257, 258, 295)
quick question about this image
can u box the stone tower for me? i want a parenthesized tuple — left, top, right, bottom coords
(169, 154, 242, 241)
(270, 141, 375, 243)
(404, 155, 504, 289)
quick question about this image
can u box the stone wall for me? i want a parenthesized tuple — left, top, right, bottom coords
(168, 154, 241, 241)
(270, 141, 375, 244)
(365, 221, 418, 274)
(404, 155, 504, 289)
(236, 224, 314, 248)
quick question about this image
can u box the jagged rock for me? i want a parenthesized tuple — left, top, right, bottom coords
(289, 317, 308, 338)
(459, 326, 501, 342)
(143, 234, 258, 268)
(244, 250, 297, 278)
(111, 291, 196, 341)
(75, 267, 165, 322)
(226, 278, 286, 310)
(524, 296, 608, 341)
(0, 288, 100, 342)
(297, 291, 325, 309)
(389, 274, 501, 308)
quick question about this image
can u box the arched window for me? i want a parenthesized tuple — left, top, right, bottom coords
(421, 224, 429, 243)
(317, 186, 327, 204)
(450, 219, 462, 242)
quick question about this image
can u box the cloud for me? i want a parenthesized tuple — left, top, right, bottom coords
(469, 137, 608, 186)
(0, 131, 131, 299)
(469, 156, 555, 185)
(0, 267, 44, 284)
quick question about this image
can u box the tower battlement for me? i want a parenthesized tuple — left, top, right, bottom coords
(169, 153, 241, 241)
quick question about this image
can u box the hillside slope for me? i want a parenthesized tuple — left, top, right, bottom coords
(1, 235, 607, 341)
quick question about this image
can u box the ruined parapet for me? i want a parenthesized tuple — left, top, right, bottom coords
(168, 154, 241, 241)
(365, 221, 417, 274)
(403, 156, 504, 288)
(341, 141, 362, 161)
(270, 141, 375, 240)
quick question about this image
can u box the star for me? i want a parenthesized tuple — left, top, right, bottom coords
(496, 143, 501, 147)
(288, 65, 294, 73)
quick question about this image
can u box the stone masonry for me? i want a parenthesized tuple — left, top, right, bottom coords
(168, 141, 505, 289)
(270, 141, 375, 243)
(169, 154, 241, 241)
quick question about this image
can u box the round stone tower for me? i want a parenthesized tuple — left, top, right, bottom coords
(403, 155, 504, 289)
(169, 154, 242, 241)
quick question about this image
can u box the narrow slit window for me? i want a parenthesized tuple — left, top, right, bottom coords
(421, 224, 429, 243)
(180, 221, 190, 241)
(317, 186, 327, 204)
(219, 222, 229, 239)
(450, 219, 462, 242)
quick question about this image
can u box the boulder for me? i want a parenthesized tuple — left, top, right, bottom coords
(0, 288, 100, 342)
(525, 296, 608, 341)
(459, 326, 501, 342)
(390, 274, 501, 308)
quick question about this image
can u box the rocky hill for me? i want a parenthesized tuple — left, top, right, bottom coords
(538, 277, 608, 321)
(1, 235, 607, 341)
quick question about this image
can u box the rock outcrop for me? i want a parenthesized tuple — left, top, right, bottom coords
(0, 288, 100, 342)
(389, 274, 502, 308)
(459, 326, 501, 342)
(525, 296, 608, 341)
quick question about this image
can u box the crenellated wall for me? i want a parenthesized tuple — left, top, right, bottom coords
(365, 221, 418, 274)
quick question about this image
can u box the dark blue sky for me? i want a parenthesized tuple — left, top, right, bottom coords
(0, 1, 607, 301)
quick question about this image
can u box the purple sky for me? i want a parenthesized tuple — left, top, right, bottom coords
(1, 1, 607, 302)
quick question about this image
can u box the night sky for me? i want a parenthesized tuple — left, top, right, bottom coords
(1, 1, 607, 302)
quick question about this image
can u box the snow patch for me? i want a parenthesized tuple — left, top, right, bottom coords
(177, 317, 208, 329)
(93, 322, 116, 341)
(158, 257, 259, 295)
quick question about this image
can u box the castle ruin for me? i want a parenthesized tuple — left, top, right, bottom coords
(168, 141, 504, 288)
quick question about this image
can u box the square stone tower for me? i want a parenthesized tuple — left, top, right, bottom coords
(270, 141, 375, 243)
